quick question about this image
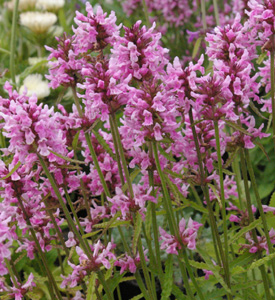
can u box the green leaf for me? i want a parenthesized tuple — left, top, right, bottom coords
(92, 130, 116, 160)
(208, 183, 222, 207)
(82, 230, 102, 239)
(87, 272, 97, 300)
(197, 247, 232, 294)
(205, 280, 261, 299)
(248, 252, 275, 271)
(256, 52, 267, 64)
(192, 37, 202, 59)
(231, 265, 246, 275)
(246, 289, 263, 300)
(14, 253, 27, 273)
(132, 213, 143, 255)
(188, 260, 209, 270)
(254, 141, 269, 160)
(224, 148, 239, 168)
(92, 219, 129, 229)
(161, 254, 173, 300)
(19, 60, 48, 81)
(164, 174, 207, 213)
(0, 47, 10, 55)
(249, 101, 268, 120)
(72, 130, 80, 150)
(108, 273, 124, 293)
(145, 201, 152, 239)
(130, 294, 144, 300)
(45, 249, 58, 267)
(121, 168, 141, 193)
(49, 150, 85, 164)
(0, 161, 21, 180)
(158, 145, 176, 162)
(229, 218, 262, 246)
(224, 120, 253, 136)
(164, 168, 183, 179)
(270, 191, 275, 207)
(172, 284, 189, 300)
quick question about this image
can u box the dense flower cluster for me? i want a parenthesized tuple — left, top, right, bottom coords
(159, 218, 202, 254)
(2, 1, 275, 299)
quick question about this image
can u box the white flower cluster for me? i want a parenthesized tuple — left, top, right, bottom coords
(6, 0, 64, 34)
(20, 11, 57, 34)
(6, 0, 64, 11)
(19, 74, 50, 99)
(36, 0, 65, 12)
(5, 0, 65, 102)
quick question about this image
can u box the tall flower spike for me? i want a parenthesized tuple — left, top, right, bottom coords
(46, 33, 85, 89)
(110, 21, 169, 81)
(73, 2, 119, 54)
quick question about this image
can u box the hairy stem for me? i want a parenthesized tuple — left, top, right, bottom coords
(214, 120, 231, 288)
(245, 149, 275, 280)
(17, 196, 63, 300)
(10, 0, 19, 85)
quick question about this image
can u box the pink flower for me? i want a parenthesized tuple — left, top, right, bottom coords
(159, 217, 203, 255)
(114, 251, 148, 274)
(73, 3, 119, 53)
(65, 232, 77, 248)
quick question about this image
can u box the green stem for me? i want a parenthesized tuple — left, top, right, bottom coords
(5, 259, 20, 290)
(85, 131, 111, 197)
(63, 187, 92, 251)
(57, 248, 71, 300)
(110, 114, 134, 198)
(63, 187, 85, 236)
(152, 142, 177, 234)
(10, 0, 19, 85)
(38, 156, 92, 259)
(142, 0, 150, 27)
(239, 149, 272, 300)
(239, 149, 257, 239)
(35, 255, 56, 300)
(74, 149, 91, 220)
(190, 184, 202, 206)
(188, 110, 224, 269)
(98, 270, 114, 300)
(152, 141, 196, 300)
(16, 196, 63, 300)
(71, 86, 83, 118)
(231, 155, 244, 210)
(245, 149, 275, 278)
(258, 265, 272, 300)
(135, 271, 151, 300)
(270, 38, 275, 154)
(109, 115, 125, 186)
(137, 239, 157, 300)
(180, 250, 206, 300)
(118, 226, 131, 254)
(148, 142, 164, 284)
(213, 120, 231, 288)
(71, 86, 111, 198)
(201, 0, 207, 30)
(212, 0, 220, 26)
(43, 197, 70, 257)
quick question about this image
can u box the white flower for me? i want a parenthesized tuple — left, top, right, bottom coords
(28, 56, 48, 66)
(5, 0, 36, 11)
(20, 11, 57, 34)
(19, 74, 50, 99)
(36, 0, 65, 11)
